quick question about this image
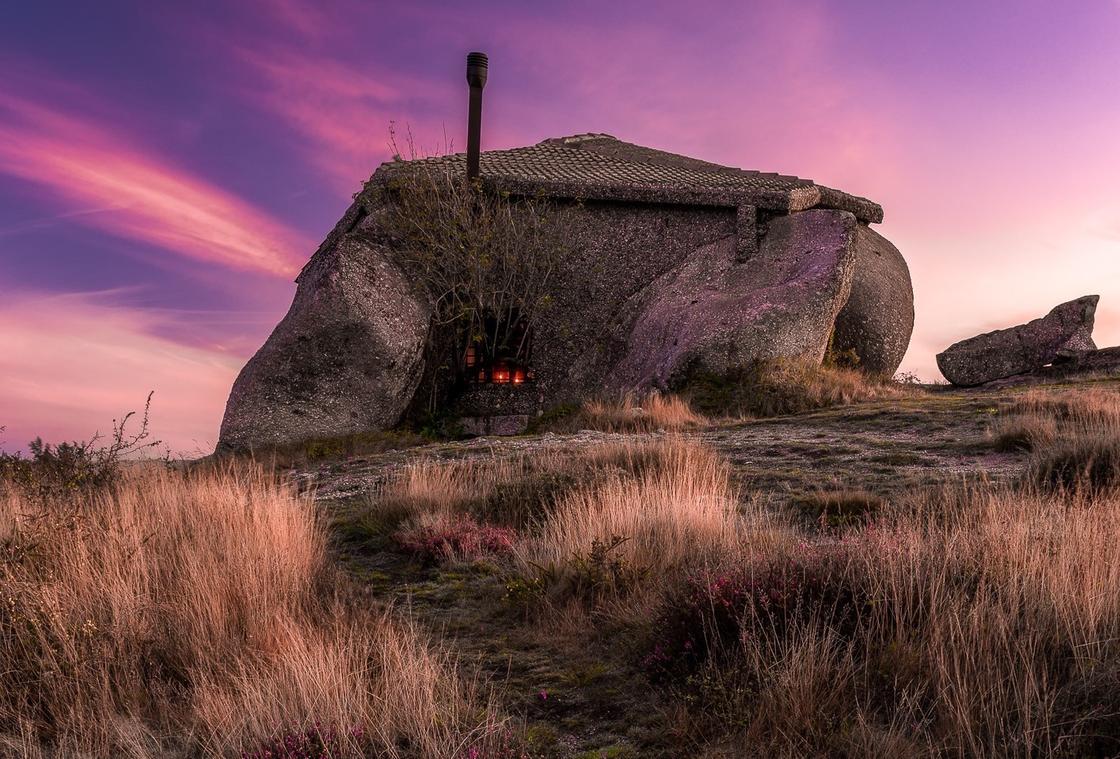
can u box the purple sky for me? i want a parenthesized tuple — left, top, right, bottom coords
(2, 0, 1119, 453)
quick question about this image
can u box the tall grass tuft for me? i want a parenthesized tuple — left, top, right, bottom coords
(0, 464, 503, 757)
(579, 392, 708, 432)
(646, 482, 1120, 756)
(512, 439, 792, 612)
(680, 358, 911, 418)
(993, 387, 1120, 493)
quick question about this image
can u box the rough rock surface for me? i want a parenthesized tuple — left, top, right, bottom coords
(219, 136, 916, 449)
(608, 209, 859, 389)
(936, 295, 1099, 387)
(218, 236, 429, 451)
(978, 345, 1120, 388)
(831, 225, 915, 375)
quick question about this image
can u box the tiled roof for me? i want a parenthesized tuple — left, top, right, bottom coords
(376, 134, 883, 223)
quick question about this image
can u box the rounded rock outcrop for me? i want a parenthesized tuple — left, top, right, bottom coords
(831, 224, 915, 376)
(936, 295, 1098, 387)
(607, 209, 860, 389)
(217, 234, 429, 452)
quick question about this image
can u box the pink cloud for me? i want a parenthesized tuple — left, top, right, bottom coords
(0, 290, 242, 456)
(0, 93, 312, 277)
(238, 48, 456, 194)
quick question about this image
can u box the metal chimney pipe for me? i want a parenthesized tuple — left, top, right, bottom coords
(465, 51, 488, 181)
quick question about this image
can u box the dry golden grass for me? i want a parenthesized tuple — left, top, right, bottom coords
(580, 391, 708, 432)
(679, 483, 1120, 756)
(792, 487, 884, 525)
(682, 358, 914, 418)
(370, 438, 700, 531)
(1003, 386, 1120, 428)
(367, 438, 794, 617)
(515, 439, 740, 574)
(992, 387, 1120, 494)
(0, 464, 503, 758)
(990, 413, 1059, 452)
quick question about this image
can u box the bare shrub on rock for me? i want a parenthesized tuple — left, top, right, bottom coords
(370, 163, 577, 413)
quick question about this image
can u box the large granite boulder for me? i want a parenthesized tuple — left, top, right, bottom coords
(218, 235, 429, 452)
(831, 224, 914, 375)
(936, 295, 1099, 387)
(608, 209, 859, 389)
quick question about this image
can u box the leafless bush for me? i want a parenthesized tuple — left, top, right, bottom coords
(368, 152, 577, 412)
(0, 392, 164, 498)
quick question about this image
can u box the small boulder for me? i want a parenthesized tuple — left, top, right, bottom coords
(936, 295, 1099, 387)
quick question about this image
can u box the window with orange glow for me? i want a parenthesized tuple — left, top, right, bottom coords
(463, 312, 533, 385)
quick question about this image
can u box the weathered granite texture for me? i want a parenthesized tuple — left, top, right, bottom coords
(977, 346, 1120, 388)
(218, 236, 429, 451)
(936, 295, 1099, 387)
(218, 135, 914, 450)
(831, 225, 915, 375)
(606, 210, 858, 389)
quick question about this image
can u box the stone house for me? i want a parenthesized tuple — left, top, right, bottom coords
(218, 133, 913, 450)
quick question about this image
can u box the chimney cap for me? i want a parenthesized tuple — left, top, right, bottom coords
(466, 51, 488, 88)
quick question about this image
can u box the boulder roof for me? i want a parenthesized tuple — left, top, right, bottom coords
(376, 133, 883, 223)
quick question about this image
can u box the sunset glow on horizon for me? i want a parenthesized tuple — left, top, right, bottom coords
(2, 0, 1119, 452)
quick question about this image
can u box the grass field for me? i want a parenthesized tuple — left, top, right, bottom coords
(8, 372, 1120, 757)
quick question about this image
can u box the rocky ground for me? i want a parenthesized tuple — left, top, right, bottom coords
(294, 381, 1086, 758)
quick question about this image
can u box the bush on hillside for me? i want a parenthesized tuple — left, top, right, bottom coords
(0, 393, 163, 498)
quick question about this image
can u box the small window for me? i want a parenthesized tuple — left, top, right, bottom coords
(463, 312, 534, 385)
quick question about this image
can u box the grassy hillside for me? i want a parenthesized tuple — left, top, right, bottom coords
(8, 370, 1120, 757)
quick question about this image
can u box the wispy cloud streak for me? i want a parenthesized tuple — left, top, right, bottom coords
(0, 93, 312, 276)
(237, 48, 455, 193)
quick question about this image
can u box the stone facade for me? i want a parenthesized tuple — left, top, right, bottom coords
(218, 135, 914, 451)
